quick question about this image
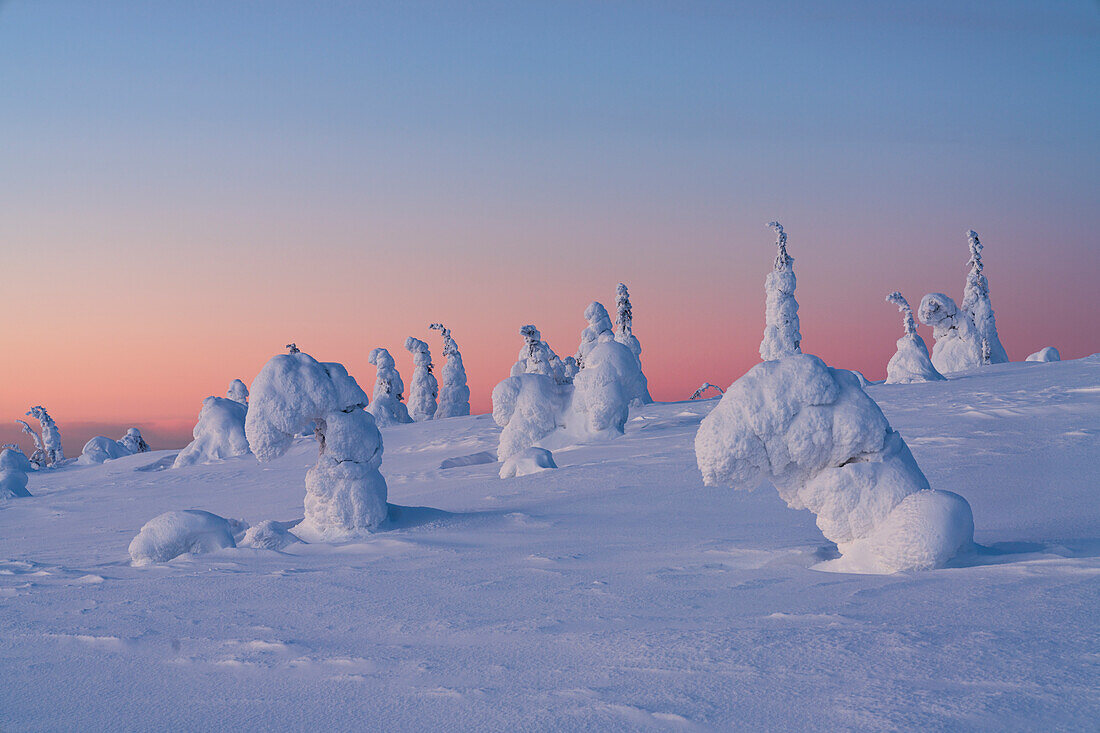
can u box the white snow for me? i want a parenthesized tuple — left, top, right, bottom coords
(118, 427, 150, 454)
(227, 378, 249, 404)
(429, 323, 471, 418)
(918, 292, 983, 374)
(961, 230, 1008, 364)
(25, 406, 63, 464)
(173, 396, 250, 468)
(1027, 346, 1061, 362)
(128, 510, 240, 565)
(366, 347, 413, 426)
(404, 336, 438, 422)
(759, 222, 802, 361)
(499, 446, 557, 478)
(0, 447, 32, 499)
(885, 292, 945, 384)
(78, 435, 133, 465)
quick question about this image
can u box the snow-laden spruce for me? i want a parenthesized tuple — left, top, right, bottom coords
(227, 378, 249, 405)
(759, 222, 802, 361)
(575, 302, 615, 366)
(25, 406, 63, 465)
(429, 323, 471, 418)
(918, 292, 983, 374)
(129, 510, 243, 565)
(118, 427, 150, 454)
(961, 230, 1008, 364)
(404, 337, 438, 422)
(576, 302, 650, 405)
(14, 419, 46, 467)
(1026, 347, 1061, 362)
(695, 354, 974, 573)
(884, 292, 945, 384)
(612, 285, 653, 403)
(246, 349, 388, 539)
(514, 325, 568, 383)
(367, 347, 413, 426)
(173, 396, 250, 468)
(79, 436, 133, 465)
(0, 447, 32, 499)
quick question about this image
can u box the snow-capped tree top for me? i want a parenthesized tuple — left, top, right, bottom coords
(918, 292, 959, 327)
(429, 323, 461, 358)
(227, 379, 249, 404)
(26, 406, 55, 426)
(368, 347, 396, 370)
(405, 337, 433, 369)
(886, 292, 917, 336)
(286, 343, 300, 354)
(14, 420, 42, 450)
(768, 221, 792, 271)
(615, 283, 633, 335)
(583, 302, 614, 336)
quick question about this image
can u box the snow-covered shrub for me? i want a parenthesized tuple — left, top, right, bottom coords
(492, 373, 570, 461)
(246, 350, 388, 540)
(759, 222, 802, 361)
(239, 519, 299, 550)
(961, 230, 1008, 364)
(499, 447, 557, 479)
(14, 419, 46, 467)
(118, 427, 150, 454)
(128, 510, 240, 565)
(918, 293, 982, 374)
(25, 406, 63, 464)
(429, 323, 471, 418)
(79, 436, 133, 465)
(1026, 347, 1060, 362)
(695, 354, 974, 573)
(0, 447, 32, 499)
(227, 379, 249, 405)
(404, 337, 438, 422)
(884, 292, 945, 384)
(173, 397, 250, 468)
(367, 347, 413, 426)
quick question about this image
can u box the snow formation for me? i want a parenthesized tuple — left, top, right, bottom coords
(227, 379, 249, 405)
(25, 406, 63, 465)
(576, 302, 650, 405)
(404, 337, 438, 422)
(173, 396, 250, 468)
(429, 323, 471, 418)
(918, 292, 983, 374)
(239, 519, 300, 551)
(128, 510, 240, 565)
(1026, 347, 1060, 362)
(118, 427, 150, 454)
(575, 302, 616, 366)
(961, 230, 1008, 364)
(14, 419, 46, 467)
(885, 292, 945, 384)
(492, 373, 570, 462)
(79, 436, 132, 465)
(367, 348, 413, 426)
(499, 447, 557, 479)
(246, 350, 388, 540)
(513, 325, 568, 383)
(759, 222, 802, 361)
(614, 283, 641, 357)
(0, 447, 32, 499)
(691, 383, 725, 400)
(695, 353, 974, 573)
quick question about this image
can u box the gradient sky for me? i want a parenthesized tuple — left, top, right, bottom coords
(2, 0, 1098, 451)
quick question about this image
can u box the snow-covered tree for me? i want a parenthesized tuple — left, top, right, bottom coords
(429, 323, 471, 418)
(690, 383, 725, 400)
(575, 302, 650, 404)
(575, 303, 616, 366)
(79, 435, 133, 464)
(14, 419, 46, 467)
(367, 347, 413, 426)
(173, 396, 250, 468)
(0, 447, 33, 499)
(918, 292, 983, 374)
(129, 510, 242, 565)
(25, 406, 63, 464)
(404, 337, 438, 422)
(614, 283, 641, 356)
(695, 354, 974, 572)
(884, 292, 945, 384)
(227, 379, 249, 405)
(118, 427, 150, 454)
(759, 221, 802, 361)
(961, 230, 1008, 364)
(246, 350, 388, 539)
(1026, 347, 1060, 362)
(512, 325, 570, 383)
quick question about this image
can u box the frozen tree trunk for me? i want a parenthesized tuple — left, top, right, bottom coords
(961, 230, 1008, 364)
(367, 348, 413, 426)
(25, 407, 63, 465)
(759, 222, 802, 361)
(884, 292, 945, 384)
(404, 337, 439, 422)
(430, 323, 471, 418)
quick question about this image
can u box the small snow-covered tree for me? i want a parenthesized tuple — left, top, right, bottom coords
(614, 283, 641, 356)
(513, 325, 569, 383)
(0, 447, 33, 499)
(575, 303, 616, 366)
(227, 379, 249, 405)
(429, 323, 471, 418)
(367, 348, 413, 426)
(575, 302, 650, 404)
(1026, 347, 1060, 362)
(25, 406, 63, 464)
(918, 293, 983, 374)
(246, 350, 388, 539)
(884, 292, 945, 384)
(14, 419, 46, 467)
(759, 221, 802, 361)
(174, 397, 250, 468)
(404, 337, 438, 422)
(118, 427, 150, 453)
(961, 230, 1008, 364)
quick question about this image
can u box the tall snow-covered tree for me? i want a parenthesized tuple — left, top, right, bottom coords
(884, 292, 945, 384)
(404, 337, 438, 422)
(367, 347, 413, 426)
(25, 406, 63, 464)
(961, 229, 1008, 364)
(429, 323, 471, 418)
(759, 222, 802, 361)
(614, 283, 641, 356)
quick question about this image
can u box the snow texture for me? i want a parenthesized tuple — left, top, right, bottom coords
(577, 302, 650, 405)
(614, 282, 642, 357)
(575, 302, 616, 366)
(128, 510, 239, 565)
(1026, 347, 1061, 362)
(429, 323, 471, 418)
(885, 292, 945, 384)
(25, 406, 63, 464)
(173, 396, 250, 468)
(404, 337, 438, 422)
(118, 427, 150, 454)
(79, 436, 133, 465)
(227, 378, 249, 405)
(239, 519, 300, 551)
(245, 350, 388, 539)
(695, 353, 974, 573)
(961, 230, 1008, 364)
(759, 222, 802, 361)
(0, 447, 32, 499)
(14, 419, 46, 467)
(513, 325, 567, 383)
(499, 447, 557, 479)
(367, 347, 413, 426)
(492, 373, 569, 461)
(918, 292, 983, 374)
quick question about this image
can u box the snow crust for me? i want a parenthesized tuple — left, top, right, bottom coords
(173, 396, 250, 468)
(499, 447, 557, 479)
(404, 337, 438, 422)
(1026, 347, 1060, 362)
(918, 292, 982, 374)
(128, 510, 238, 565)
(0, 447, 32, 499)
(367, 347, 412, 426)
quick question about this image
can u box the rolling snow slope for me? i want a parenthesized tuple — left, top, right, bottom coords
(1, 357, 1098, 731)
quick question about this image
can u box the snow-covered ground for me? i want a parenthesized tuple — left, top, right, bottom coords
(2, 358, 1098, 731)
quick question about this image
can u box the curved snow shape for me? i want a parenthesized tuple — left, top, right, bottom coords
(227, 378, 249, 405)
(79, 436, 133, 465)
(0, 447, 32, 499)
(576, 302, 616, 365)
(246, 350, 388, 540)
(760, 222, 802, 361)
(694, 354, 973, 573)
(513, 325, 568, 383)
(576, 302, 650, 404)
(885, 292, 945, 384)
(430, 323, 471, 418)
(404, 337, 438, 422)
(918, 293, 982, 374)
(492, 373, 570, 461)
(570, 340, 636, 436)
(1026, 347, 1060, 363)
(499, 447, 557, 479)
(367, 348, 412, 426)
(26, 406, 63, 464)
(173, 397, 250, 468)
(118, 427, 150, 454)
(128, 510, 239, 565)
(239, 519, 300, 550)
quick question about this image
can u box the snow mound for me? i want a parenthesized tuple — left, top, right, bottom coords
(439, 451, 496, 469)
(0, 447, 32, 499)
(227, 378, 249, 404)
(1026, 347, 1060, 362)
(128, 510, 239, 565)
(118, 427, 150, 454)
(239, 520, 300, 551)
(695, 353, 974, 573)
(173, 396, 250, 468)
(499, 447, 557, 479)
(918, 293, 982, 374)
(79, 436, 132, 465)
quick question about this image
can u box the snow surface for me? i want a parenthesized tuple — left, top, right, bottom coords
(1, 357, 1098, 729)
